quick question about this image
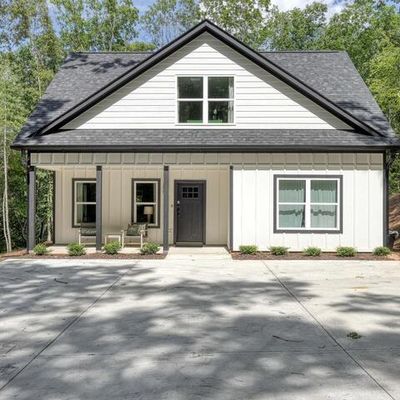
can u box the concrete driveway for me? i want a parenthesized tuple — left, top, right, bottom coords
(0, 258, 399, 399)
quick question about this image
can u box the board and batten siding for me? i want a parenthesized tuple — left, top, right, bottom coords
(232, 153, 383, 252)
(53, 165, 228, 245)
(64, 33, 349, 130)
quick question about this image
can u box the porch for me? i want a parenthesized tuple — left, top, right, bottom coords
(27, 153, 232, 252)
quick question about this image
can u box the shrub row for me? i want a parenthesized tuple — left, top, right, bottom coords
(33, 242, 160, 256)
(238, 245, 391, 257)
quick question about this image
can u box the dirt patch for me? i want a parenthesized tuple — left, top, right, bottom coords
(231, 251, 400, 261)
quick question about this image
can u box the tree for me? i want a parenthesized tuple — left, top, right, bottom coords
(263, 2, 327, 50)
(52, 0, 140, 51)
(0, 57, 26, 251)
(141, 0, 200, 48)
(142, 0, 271, 49)
(200, 0, 271, 48)
(320, 0, 400, 78)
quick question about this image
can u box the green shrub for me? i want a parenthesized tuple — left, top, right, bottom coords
(67, 243, 86, 256)
(269, 246, 289, 256)
(239, 245, 258, 255)
(103, 241, 121, 255)
(336, 246, 357, 257)
(303, 246, 321, 257)
(373, 246, 391, 256)
(33, 243, 50, 256)
(140, 242, 160, 255)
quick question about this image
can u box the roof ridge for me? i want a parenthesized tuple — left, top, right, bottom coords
(68, 51, 154, 55)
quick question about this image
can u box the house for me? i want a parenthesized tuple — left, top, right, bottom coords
(12, 20, 400, 253)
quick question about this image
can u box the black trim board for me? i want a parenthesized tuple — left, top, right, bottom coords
(131, 178, 161, 228)
(35, 20, 382, 139)
(273, 174, 343, 234)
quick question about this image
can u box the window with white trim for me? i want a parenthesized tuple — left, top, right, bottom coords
(132, 180, 159, 227)
(73, 180, 96, 227)
(177, 76, 234, 124)
(275, 176, 341, 231)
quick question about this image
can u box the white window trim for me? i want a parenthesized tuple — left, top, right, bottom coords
(73, 180, 96, 227)
(132, 180, 160, 227)
(275, 176, 342, 232)
(176, 75, 235, 125)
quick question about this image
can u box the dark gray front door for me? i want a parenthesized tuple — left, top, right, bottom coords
(175, 181, 205, 245)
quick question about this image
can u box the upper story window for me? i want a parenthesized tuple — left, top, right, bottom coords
(177, 76, 234, 124)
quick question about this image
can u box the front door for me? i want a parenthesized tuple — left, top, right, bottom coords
(175, 181, 205, 245)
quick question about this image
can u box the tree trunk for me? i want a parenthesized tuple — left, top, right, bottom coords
(2, 123, 11, 252)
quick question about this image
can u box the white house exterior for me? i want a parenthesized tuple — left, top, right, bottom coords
(12, 21, 399, 252)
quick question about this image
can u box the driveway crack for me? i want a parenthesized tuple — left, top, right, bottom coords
(262, 261, 396, 400)
(0, 265, 132, 392)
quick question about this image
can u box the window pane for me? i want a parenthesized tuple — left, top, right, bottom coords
(178, 77, 203, 98)
(136, 205, 155, 224)
(178, 101, 203, 123)
(208, 77, 234, 98)
(208, 101, 234, 123)
(279, 205, 305, 228)
(311, 205, 337, 228)
(76, 182, 96, 202)
(279, 180, 305, 203)
(311, 180, 337, 203)
(76, 204, 96, 225)
(136, 183, 155, 202)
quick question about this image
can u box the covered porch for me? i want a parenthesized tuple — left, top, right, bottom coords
(27, 152, 232, 253)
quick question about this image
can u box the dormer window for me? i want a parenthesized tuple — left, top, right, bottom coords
(177, 76, 234, 124)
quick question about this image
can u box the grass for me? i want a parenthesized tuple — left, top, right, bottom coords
(373, 246, 391, 256)
(239, 245, 258, 255)
(269, 246, 289, 256)
(140, 242, 160, 255)
(103, 241, 121, 255)
(336, 246, 357, 257)
(67, 243, 86, 256)
(303, 246, 321, 257)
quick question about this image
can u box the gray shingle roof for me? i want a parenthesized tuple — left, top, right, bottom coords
(12, 32, 397, 150)
(18, 129, 398, 151)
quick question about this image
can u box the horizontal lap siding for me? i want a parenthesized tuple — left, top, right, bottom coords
(232, 153, 383, 252)
(65, 33, 348, 130)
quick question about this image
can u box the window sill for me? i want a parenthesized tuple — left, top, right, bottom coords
(274, 229, 342, 234)
(175, 123, 236, 127)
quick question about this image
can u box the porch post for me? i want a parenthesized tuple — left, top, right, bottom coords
(96, 165, 102, 251)
(383, 151, 389, 246)
(229, 165, 233, 250)
(163, 166, 169, 252)
(27, 165, 36, 252)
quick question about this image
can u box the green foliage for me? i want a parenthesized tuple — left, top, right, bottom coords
(67, 242, 86, 256)
(140, 242, 160, 255)
(373, 246, 391, 256)
(269, 246, 289, 256)
(239, 245, 258, 254)
(347, 331, 362, 339)
(336, 246, 357, 257)
(141, 0, 200, 47)
(265, 2, 328, 50)
(103, 240, 121, 255)
(52, 0, 140, 51)
(303, 246, 321, 257)
(33, 242, 49, 255)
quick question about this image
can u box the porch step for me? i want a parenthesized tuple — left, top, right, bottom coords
(166, 246, 231, 260)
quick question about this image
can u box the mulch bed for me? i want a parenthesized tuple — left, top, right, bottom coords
(0, 250, 166, 260)
(231, 251, 400, 261)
